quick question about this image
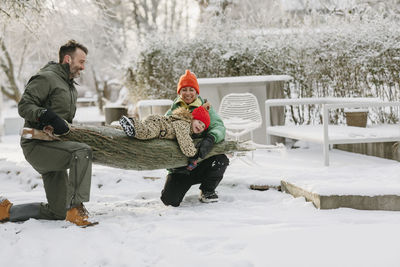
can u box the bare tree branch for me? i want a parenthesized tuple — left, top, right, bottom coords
(0, 7, 11, 17)
(0, 85, 17, 102)
(0, 37, 21, 102)
(92, 67, 105, 114)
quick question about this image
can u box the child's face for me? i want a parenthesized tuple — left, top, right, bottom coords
(192, 119, 206, 134)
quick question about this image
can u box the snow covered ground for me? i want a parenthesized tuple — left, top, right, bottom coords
(1, 133, 400, 267)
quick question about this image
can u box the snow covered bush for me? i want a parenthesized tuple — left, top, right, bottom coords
(126, 18, 400, 124)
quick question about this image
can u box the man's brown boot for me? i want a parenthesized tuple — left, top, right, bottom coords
(66, 203, 98, 227)
(0, 198, 13, 222)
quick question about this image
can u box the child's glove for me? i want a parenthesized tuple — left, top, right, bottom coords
(186, 157, 198, 171)
(196, 134, 215, 159)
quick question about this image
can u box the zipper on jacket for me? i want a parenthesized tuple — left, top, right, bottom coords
(69, 82, 74, 122)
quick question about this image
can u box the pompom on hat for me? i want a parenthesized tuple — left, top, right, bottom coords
(177, 70, 200, 95)
(192, 103, 211, 129)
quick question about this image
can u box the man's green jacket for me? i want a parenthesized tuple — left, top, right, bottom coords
(18, 62, 77, 130)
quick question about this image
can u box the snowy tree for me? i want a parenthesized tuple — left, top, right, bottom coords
(196, 0, 234, 19)
(95, 0, 196, 45)
(0, 0, 127, 106)
(0, 0, 44, 103)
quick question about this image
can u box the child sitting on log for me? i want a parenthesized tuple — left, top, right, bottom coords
(119, 103, 211, 170)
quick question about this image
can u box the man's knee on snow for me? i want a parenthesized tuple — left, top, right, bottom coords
(160, 190, 182, 207)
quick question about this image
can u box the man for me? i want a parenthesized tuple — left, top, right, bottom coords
(0, 40, 96, 227)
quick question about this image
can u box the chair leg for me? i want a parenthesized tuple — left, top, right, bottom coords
(237, 134, 259, 165)
(250, 131, 254, 160)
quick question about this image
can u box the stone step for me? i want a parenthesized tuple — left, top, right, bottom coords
(281, 180, 400, 211)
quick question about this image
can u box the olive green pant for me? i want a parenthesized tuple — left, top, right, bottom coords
(11, 140, 92, 221)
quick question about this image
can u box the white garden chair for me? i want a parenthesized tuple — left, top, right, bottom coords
(218, 93, 263, 161)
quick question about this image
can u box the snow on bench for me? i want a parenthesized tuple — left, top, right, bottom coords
(136, 99, 174, 107)
(265, 98, 400, 166)
(137, 99, 173, 119)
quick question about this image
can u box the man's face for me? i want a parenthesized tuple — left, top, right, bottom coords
(68, 48, 86, 79)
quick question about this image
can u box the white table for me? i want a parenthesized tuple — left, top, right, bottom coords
(265, 98, 400, 166)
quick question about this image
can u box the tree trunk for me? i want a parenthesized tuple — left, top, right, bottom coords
(91, 68, 104, 114)
(60, 125, 250, 170)
(0, 37, 21, 103)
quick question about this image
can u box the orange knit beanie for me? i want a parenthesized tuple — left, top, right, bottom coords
(192, 103, 210, 129)
(177, 70, 200, 94)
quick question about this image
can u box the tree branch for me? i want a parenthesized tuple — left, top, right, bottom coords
(0, 7, 11, 17)
(0, 37, 21, 102)
(0, 85, 17, 102)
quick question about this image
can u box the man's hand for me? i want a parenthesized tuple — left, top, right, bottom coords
(39, 109, 69, 135)
(196, 134, 215, 159)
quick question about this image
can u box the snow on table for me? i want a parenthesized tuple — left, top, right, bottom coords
(267, 124, 400, 144)
(198, 75, 292, 85)
(136, 99, 173, 107)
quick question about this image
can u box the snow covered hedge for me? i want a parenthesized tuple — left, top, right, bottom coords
(126, 20, 400, 124)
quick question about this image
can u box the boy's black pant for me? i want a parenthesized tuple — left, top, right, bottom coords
(160, 154, 229, 207)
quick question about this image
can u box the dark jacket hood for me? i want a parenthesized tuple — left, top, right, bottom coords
(39, 61, 71, 83)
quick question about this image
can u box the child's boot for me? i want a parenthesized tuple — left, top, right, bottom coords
(119, 116, 136, 137)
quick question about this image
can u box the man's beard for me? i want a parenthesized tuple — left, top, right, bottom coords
(70, 66, 81, 79)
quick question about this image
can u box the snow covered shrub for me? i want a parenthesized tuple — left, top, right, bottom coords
(126, 19, 400, 124)
(126, 35, 277, 101)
